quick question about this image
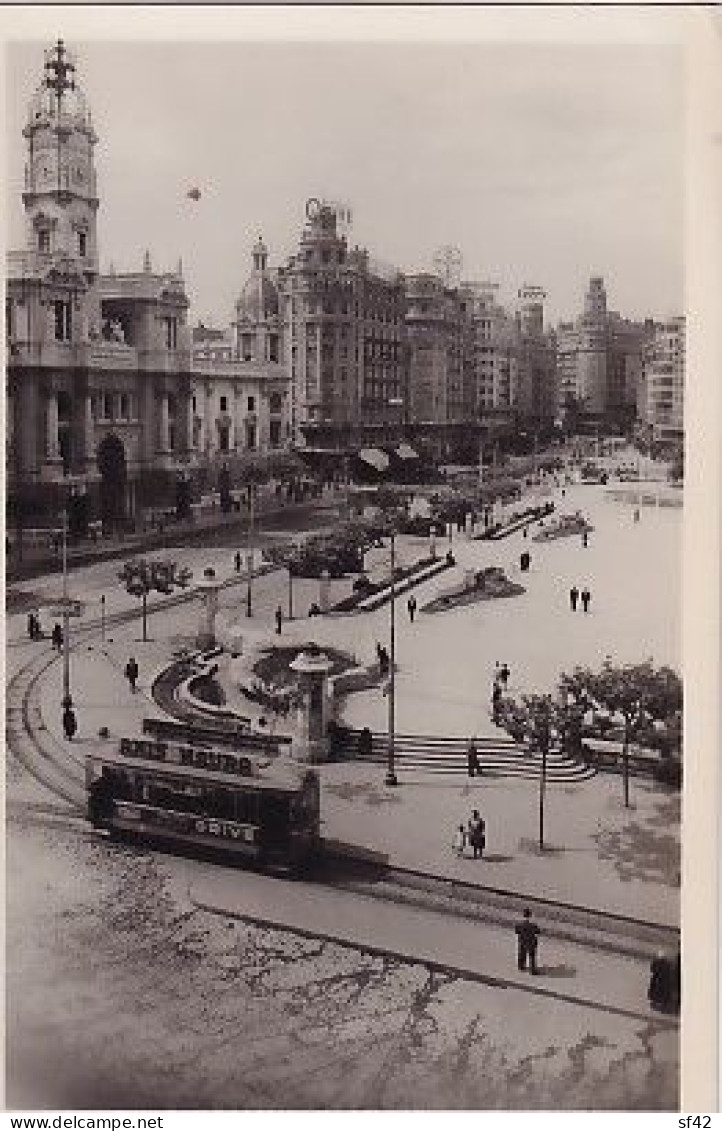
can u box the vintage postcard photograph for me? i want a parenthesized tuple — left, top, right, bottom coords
(3, 4, 719, 1115)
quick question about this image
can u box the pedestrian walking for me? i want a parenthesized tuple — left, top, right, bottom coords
(125, 656, 139, 693)
(234, 550, 242, 573)
(51, 622, 63, 652)
(569, 586, 579, 612)
(27, 612, 38, 641)
(492, 681, 503, 724)
(582, 530, 589, 548)
(62, 705, 77, 742)
(515, 907, 541, 974)
(452, 824, 467, 858)
(523, 526, 528, 539)
(467, 738, 480, 778)
(499, 663, 510, 688)
(275, 605, 283, 635)
(581, 587, 591, 613)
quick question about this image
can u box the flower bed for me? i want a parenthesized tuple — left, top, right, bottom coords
(330, 555, 450, 613)
(474, 501, 555, 541)
(421, 566, 525, 614)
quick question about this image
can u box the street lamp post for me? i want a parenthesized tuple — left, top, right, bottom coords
(287, 564, 294, 621)
(246, 484, 255, 618)
(100, 593, 106, 642)
(535, 699, 551, 851)
(385, 528, 398, 787)
(61, 505, 72, 709)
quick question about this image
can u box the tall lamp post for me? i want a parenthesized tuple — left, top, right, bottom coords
(246, 483, 255, 618)
(534, 697, 552, 851)
(385, 527, 398, 787)
(61, 504, 72, 709)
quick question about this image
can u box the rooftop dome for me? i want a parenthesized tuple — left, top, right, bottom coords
(235, 236, 279, 323)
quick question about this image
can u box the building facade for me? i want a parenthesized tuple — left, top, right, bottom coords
(6, 44, 292, 535)
(277, 200, 406, 450)
(6, 43, 194, 534)
(637, 317, 685, 446)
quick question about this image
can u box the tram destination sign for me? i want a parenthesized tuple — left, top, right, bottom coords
(119, 737, 254, 777)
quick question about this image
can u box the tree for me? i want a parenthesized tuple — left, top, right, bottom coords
(559, 660, 682, 807)
(497, 692, 568, 849)
(119, 558, 193, 642)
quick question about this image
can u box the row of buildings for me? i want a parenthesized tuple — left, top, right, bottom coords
(6, 43, 684, 531)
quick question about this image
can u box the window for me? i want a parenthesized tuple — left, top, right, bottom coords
(220, 395, 228, 413)
(164, 317, 178, 350)
(78, 231, 87, 257)
(6, 299, 13, 341)
(54, 300, 71, 342)
(38, 229, 51, 254)
(103, 393, 113, 420)
(270, 392, 282, 413)
(218, 423, 230, 452)
(269, 419, 281, 447)
(268, 335, 279, 363)
(192, 396, 197, 413)
(241, 334, 253, 361)
(119, 393, 129, 419)
(247, 395, 255, 412)
(246, 421, 257, 450)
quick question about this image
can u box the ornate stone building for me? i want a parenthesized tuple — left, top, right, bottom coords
(189, 237, 290, 475)
(6, 42, 193, 534)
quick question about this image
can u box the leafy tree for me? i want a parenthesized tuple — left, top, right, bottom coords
(119, 558, 192, 642)
(497, 692, 569, 849)
(559, 660, 682, 806)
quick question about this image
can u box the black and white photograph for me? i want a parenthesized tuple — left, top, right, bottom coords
(3, 4, 720, 1115)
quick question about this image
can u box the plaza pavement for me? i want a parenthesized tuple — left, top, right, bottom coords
(14, 476, 681, 941)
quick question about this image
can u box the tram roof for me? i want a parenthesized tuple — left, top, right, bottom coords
(87, 748, 316, 793)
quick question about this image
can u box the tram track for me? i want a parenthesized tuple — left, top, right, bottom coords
(6, 573, 680, 971)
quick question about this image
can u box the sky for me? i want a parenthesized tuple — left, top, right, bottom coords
(5, 34, 684, 328)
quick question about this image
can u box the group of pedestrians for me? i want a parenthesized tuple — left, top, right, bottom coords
(453, 808, 487, 859)
(569, 586, 592, 613)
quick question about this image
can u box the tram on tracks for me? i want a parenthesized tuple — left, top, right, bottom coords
(85, 733, 321, 875)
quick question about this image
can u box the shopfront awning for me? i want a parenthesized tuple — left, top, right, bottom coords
(359, 447, 390, 472)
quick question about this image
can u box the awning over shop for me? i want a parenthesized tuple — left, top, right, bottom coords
(395, 443, 419, 461)
(359, 447, 390, 472)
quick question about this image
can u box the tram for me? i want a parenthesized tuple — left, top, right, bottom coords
(85, 735, 321, 874)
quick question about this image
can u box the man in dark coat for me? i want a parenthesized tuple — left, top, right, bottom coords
(62, 706, 77, 741)
(275, 605, 283, 635)
(569, 586, 579, 612)
(125, 656, 139, 693)
(467, 739, 480, 778)
(581, 587, 591, 613)
(515, 907, 540, 974)
(51, 623, 63, 651)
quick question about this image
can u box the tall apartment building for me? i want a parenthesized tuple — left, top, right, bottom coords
(554, 276, 651, 431)
(277, 201, 406, 450)
(405, 272, 468, 454)
(638, 317, 685, 445)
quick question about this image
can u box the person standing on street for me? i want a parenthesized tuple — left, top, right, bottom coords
(467, 738, 480, 778)
(275, 605, 283, 635)
(62, 705, 77, 742)
(51, 623, 63, 652)
(125, 656, 139, 693)
(515, 907, 541, 974)
(468, 810, 485, 859)
(581, 587, 591, 613)
(499, 663, 510, 688)
(234, 550, 242, 573)
(407, 596, 417, 623)
(569, 585, 579, 612)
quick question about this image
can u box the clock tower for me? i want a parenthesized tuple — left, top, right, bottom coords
(22, 40, 100, 331)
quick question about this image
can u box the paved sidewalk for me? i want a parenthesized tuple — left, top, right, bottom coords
(183, 859, 674, 1026)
